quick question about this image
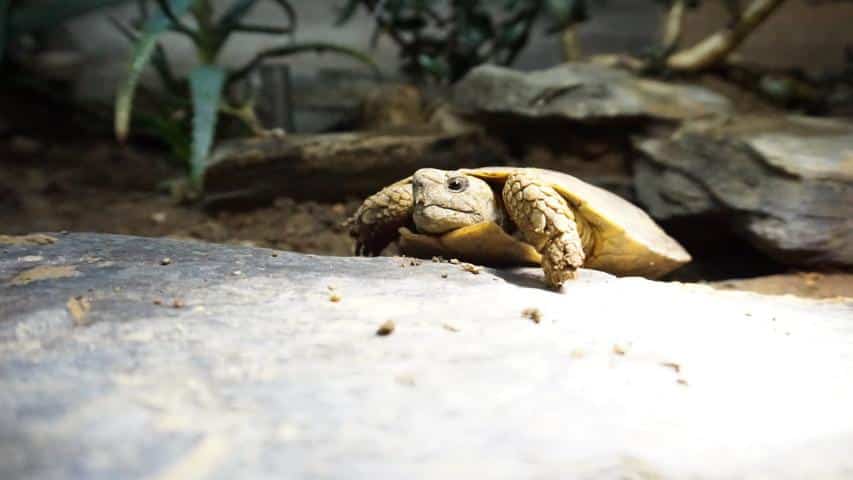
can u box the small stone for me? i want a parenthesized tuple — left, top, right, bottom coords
(376, 320, 395, 336)
(151, 212, 167, 224)
(460, 262, 480, 275)
(612, 344, 628, 355)
(172, 299, 185, 309)
(441, 273, 448, 279)
(329, 293, 341, 303)
(442, 323, 460, 332)
(160, 257, 172, 266)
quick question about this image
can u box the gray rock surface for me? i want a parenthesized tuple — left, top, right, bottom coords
(2, 233, 853, 480)
(453, 63, 732, 121)
(634, 115, 853, 267)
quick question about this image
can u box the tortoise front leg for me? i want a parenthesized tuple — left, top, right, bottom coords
(346, 182, 414, 256)
(502, 173, 585, 287)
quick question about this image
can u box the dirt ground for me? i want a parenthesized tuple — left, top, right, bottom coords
(0, 137, 361, 256)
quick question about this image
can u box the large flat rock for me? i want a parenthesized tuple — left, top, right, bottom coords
(634, 115, 853, 267)
(453, 63, 732, 122)
(2, 233, 853, 479)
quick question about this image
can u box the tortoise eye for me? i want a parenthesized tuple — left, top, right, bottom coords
(446, 176, 469, 192)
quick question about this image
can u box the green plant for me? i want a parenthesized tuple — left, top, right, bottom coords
(114, 0, 380, 192)
(336, 0, 587, 83)
(339, 0, 793, 82)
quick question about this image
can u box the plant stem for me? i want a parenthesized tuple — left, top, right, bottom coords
(560, 24, 582, 62)
(155, 0, 199, 42)
(661, 0, 685, 52)
(666, 0, 787, 71)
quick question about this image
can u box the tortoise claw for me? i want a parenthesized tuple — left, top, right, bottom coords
(348, 182, 414, 258)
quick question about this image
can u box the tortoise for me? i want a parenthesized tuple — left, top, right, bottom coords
(346, 167, 691, 287)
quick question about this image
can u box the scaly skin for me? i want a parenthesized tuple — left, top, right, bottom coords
(502, 173, 585, 288)
(346, 182, 413, 256)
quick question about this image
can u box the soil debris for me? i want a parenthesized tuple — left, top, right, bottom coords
(8, 264, 78, 286)
(711, 272, 853, 300)
(376, 320, 396, 336)
(67, 295, 91, 326)
(0, 234, 57, 246)
(397, 257, 423, 267)
(442, 323, 460, 332)
(329, 293, 342, 303)
(522, 308, 542, 323)
(660, 361, 681, 373)
(612, 344, 629, 356)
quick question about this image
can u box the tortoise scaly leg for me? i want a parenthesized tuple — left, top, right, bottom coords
(502, 173, 585, 287)
(345, 182, 414, 256)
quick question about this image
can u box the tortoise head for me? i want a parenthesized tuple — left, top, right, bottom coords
(411, 168, 502, 234)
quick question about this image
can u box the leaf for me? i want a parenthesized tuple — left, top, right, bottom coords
(545, 0, 588, 32)
(188, 65, 225, 188)
(390, 14, 427, 31)
(335, 0, 361, 26)
(0, 0, 9, 64)
(218, 0, 259, 27)
(217, 0, 295, 54)
(114, 0, 197, 142)
(417, 54, 449, 80)
(498, 21, 527, 48)
(269, 0, 297, 32)
(7, 0, 133, 35)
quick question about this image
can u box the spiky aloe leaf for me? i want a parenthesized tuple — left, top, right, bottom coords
(114, 0, 196, 142)
(188, 65, 225, 188)
(219, 0, 259, 27)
